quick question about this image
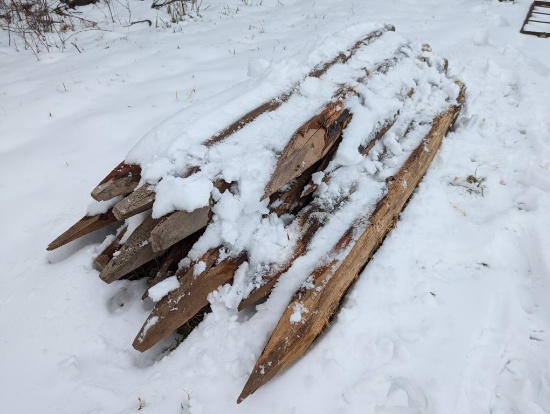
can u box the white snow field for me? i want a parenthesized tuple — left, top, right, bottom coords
(1, 0, 550, 413)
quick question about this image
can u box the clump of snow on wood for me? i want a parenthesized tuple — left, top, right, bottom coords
(193, 260, 207, 276)
(290, 302, 309, 324)
(147, 276, 180, 302)
(152, 174, 213, 218)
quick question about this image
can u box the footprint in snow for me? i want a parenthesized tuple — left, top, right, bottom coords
(107, 283, 141, 314)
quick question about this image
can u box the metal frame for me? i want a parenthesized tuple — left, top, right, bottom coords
(521, 1, 550, 38)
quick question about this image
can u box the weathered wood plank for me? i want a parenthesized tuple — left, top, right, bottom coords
(147, 180, 231, 253)
(150, 206, 211, 253)
(47, 210, 119, 251)
(238, 83, 466, 403)
(91, 161, 141, 201)
(112, 184, 156, 220)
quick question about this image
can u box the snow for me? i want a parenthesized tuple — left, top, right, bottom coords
(153, 174, 213, 218)
(148, 276, 180, 302)
(2, 0, 550, 413)
(290, 302, 308, 324)
(86, 196, 123, 216)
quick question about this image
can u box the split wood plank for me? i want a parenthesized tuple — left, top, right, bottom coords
(263, 101, 353, 198)
(237, 82, 466, 403)
(112, 184, 156, 220)
(147, 179, 232, 252)
(91, 161, 141, 201)
(47, 210, 119, 251)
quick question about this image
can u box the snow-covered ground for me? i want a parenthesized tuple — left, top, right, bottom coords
(1, 0, 550, 413)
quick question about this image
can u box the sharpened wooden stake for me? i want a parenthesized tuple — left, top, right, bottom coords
(91, 161, 141, 201)
(47, 210, 119, 251)
(263, 101, 353, 198)
(99, 215, 165, 283)
(238, 83, 466, 403)
(143, 231, 203, 300)
(93, 227, 127, 270)
(133, 250, 247, 352)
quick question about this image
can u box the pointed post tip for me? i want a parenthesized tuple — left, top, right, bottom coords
(237, 381, 256, 404)
(237, 363, 275, 404)
(132, 337, 149, 353)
